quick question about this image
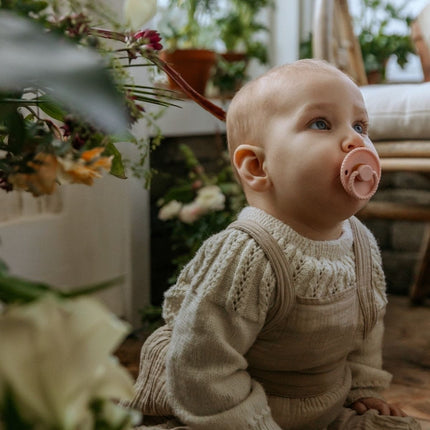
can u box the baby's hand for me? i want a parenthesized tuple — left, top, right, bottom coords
(350, 397, 407, 417)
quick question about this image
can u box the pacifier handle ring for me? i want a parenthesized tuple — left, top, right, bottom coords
(347, 168, 379, 200)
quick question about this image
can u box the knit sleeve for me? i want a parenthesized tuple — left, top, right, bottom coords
(163, 228, 281, 429)
(345, 314, 392, 405)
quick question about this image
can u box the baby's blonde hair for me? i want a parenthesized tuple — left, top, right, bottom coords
(226, 59, 349, 160)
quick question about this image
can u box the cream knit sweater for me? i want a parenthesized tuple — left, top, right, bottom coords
(161, 207, 389, 430)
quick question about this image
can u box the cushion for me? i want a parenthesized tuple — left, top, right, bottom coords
(360, 82, 430, 141)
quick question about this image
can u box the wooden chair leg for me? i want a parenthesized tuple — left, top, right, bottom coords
(410, 223, 430, 305)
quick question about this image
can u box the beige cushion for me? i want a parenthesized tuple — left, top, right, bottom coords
(361, 82, 430, 141)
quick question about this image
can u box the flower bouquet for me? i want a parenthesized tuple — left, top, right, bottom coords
(156, 144, 246, 283)
(0, 0, 226, 195)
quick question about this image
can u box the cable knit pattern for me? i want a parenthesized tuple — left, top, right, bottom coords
(238, 207, 387, 308)
(136, 207, 422, 430)
(164, 207, 386, 327)
(163, 227, 275, 326)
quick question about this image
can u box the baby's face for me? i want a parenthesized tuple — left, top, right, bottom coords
(263, 69, 377, 225)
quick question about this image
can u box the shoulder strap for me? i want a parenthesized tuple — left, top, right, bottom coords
(229, 219, 295, 333)
(349, 216, 378, 338)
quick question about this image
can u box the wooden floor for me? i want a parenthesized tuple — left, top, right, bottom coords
(382, 295, 430, 429)
(116, 294, 430, 428)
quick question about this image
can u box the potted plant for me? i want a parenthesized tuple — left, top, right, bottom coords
(212, 0, 273, 96)
(217, 0, 273, 64)
(157, 0, 218, 95)
(353, 0, 415, 83)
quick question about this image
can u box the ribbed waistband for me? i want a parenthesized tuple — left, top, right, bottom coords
(249, 359, 347, 398)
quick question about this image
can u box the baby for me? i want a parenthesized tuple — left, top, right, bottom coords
(132, 59, 421, 430)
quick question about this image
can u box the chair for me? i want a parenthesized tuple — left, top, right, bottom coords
(312, 0, 430, 304)
(412, 3, 430, 82)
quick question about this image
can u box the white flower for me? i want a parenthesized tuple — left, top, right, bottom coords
(158, 200, 182, 221)
(123, 0, 157, 30)
(179, 202, 206, 224)
(0, 295, 135, 430)
(195, 185, 226, 211)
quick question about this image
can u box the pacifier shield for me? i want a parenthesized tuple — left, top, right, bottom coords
(340, 147, 381, 200)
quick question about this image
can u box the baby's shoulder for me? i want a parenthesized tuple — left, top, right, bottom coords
(164, 226, 277, 324)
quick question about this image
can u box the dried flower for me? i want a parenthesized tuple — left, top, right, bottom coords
(8, 153, 59, 197)
(58, 147, 113, 186)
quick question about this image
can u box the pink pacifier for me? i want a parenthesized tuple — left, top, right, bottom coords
(340, 147, 381, 200)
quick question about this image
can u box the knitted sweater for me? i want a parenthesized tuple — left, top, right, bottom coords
(162, 207, 391, 430)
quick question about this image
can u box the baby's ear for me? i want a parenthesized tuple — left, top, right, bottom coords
(233, 144, 271, 192)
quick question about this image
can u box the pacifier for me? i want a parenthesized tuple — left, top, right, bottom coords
(340, 147, 381, 200)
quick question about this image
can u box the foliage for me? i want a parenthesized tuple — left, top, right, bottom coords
(156, 144, 246, 283)
(157, 0, 218, 50)
(0, 1, 175, 196)
(353, 0, 415, 79)
(211, 55, 248, 97)
(299, 1, 415, 82)
(0, 0, 226, 196)
(216, 0, 274, 64)
(140, 304, 163, 332)
(0, 259, 124, 305)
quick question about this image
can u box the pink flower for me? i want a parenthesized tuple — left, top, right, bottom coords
(179, 202, 205, 224)
(133, 29, 163, 51)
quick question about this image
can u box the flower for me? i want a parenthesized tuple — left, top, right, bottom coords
(195, 185, 225, 212)
(58, 147, 113, 186)
(158, 200, 182, 221)
(123, 0, 157, 31)
(176, 186, 225, 224)
(133, 29, 163, 51)
(0, 295, 136, 429)
(178, 201, 206, 224)
(8, 153, 59, 197)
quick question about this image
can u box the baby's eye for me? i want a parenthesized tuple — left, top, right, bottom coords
(353, 122, 367, 134)
(309, 119, 330, 130)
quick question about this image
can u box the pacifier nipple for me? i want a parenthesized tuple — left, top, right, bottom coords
(340, 147, 381, 200)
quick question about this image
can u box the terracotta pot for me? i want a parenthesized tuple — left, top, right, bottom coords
(221, 52, 248, 63)
(160, 49, 216, 96)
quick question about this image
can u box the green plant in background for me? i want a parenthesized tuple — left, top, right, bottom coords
(353, 0, 415, 80)
(158, 0, 218, 50)
(211, 0, 274, 97)
(211, 55, 248, 97)
(217, 0, 274, 64)
(140, 304, 163, 332)
(216, 0, 273, 64)
(157, 144, 246, 283)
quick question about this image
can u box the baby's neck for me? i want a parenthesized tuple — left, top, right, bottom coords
(253, 202, 345, 241)
(282, 218, 344, 241)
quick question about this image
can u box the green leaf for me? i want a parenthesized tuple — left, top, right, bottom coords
(60, 276, 124, 298)
(0, 11, 129, 135)
(0, 272, 52, 304)
(37, 95, 66, 122)
(0, 269, 123, 304)
(105, 142, 127, 179)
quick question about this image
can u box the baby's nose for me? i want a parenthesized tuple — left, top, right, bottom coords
(341, 133, 365, 153)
